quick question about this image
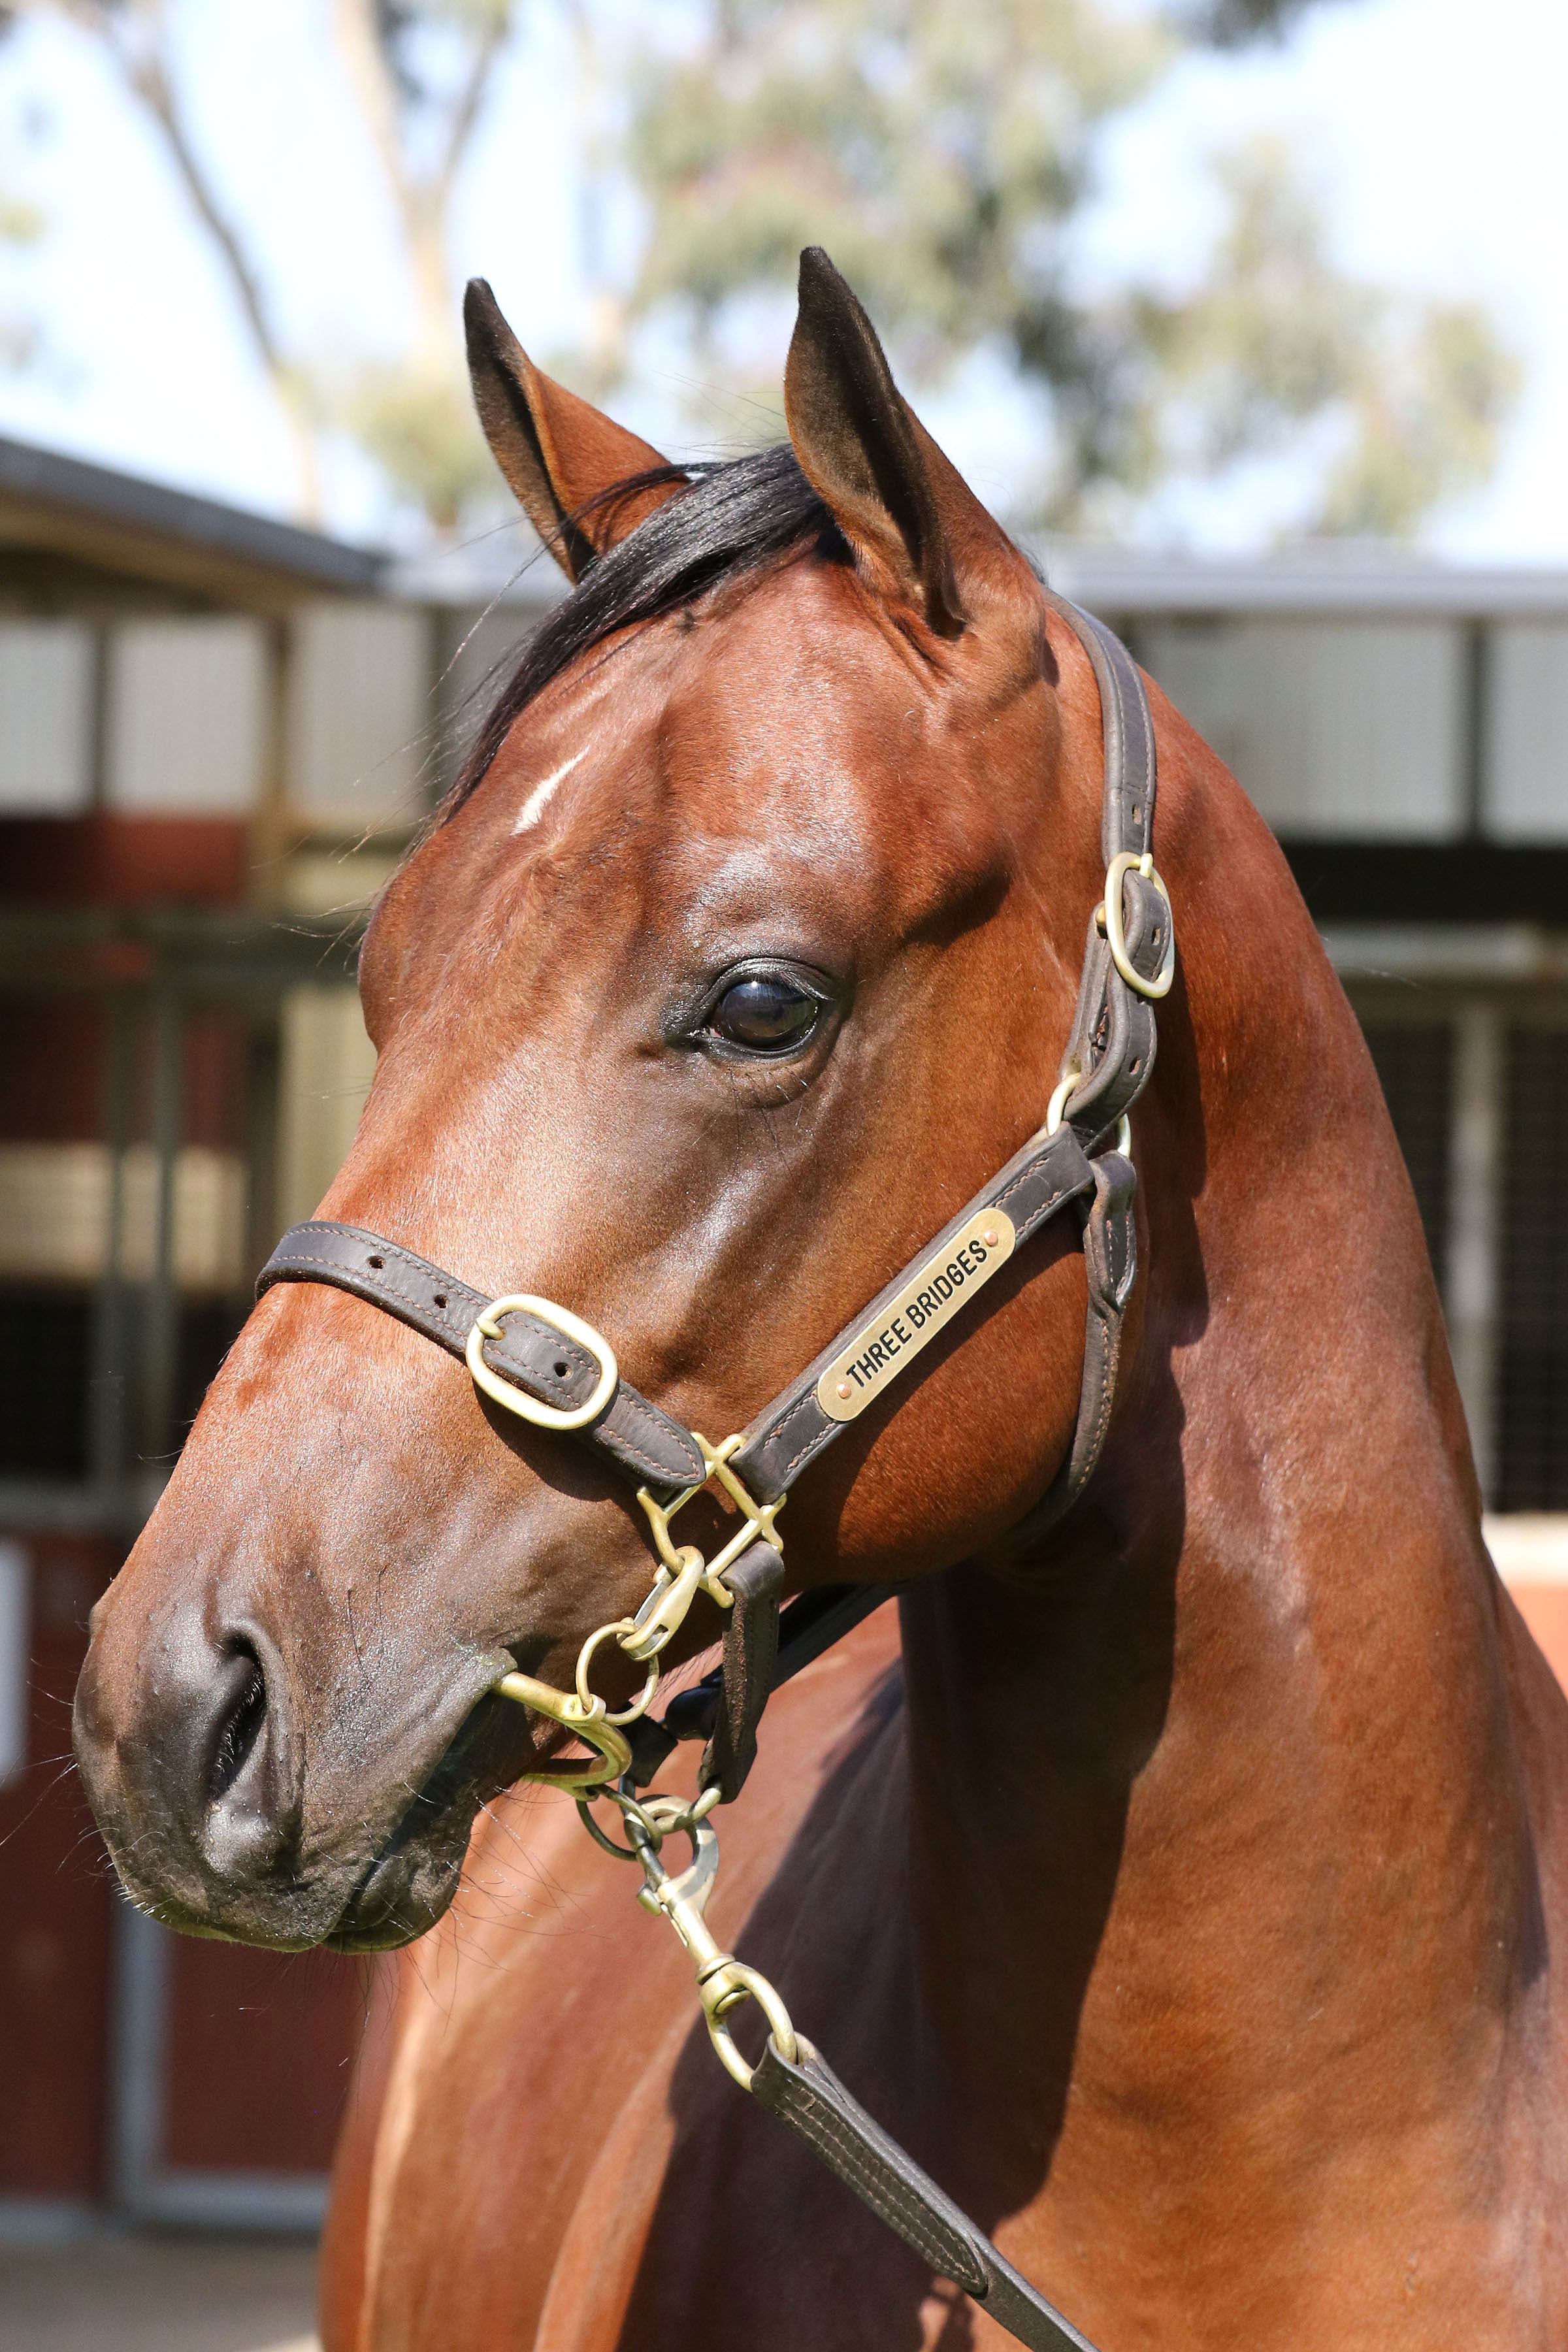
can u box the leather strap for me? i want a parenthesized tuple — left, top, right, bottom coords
(752, 2036, 1098, 2352)
(1047, 593, 1154, 870)
(630, 1578, 901, 1788)
(698, 1538, 786, 1803)
(1017, 1151, 1137, 1536)
(728, 1119, 1098, 1507)
(255, 1222, 705, 1492)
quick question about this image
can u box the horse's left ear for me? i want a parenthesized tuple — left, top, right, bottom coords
(464, 278, 681, 581)
(784, 248, 1015, 638)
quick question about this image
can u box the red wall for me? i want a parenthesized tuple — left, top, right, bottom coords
(0, 1531, 119, 2198)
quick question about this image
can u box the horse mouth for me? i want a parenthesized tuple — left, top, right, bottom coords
(324, 1687, 519, 1953)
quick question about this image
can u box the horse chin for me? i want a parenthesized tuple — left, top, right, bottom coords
(322, 1689, 518, 1953)
(90, 1679, 516, 1956)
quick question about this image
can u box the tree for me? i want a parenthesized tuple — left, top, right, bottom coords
(0, 175, 43, 370)
(612, 1, 1516, 536)
(4, 0, 508, 525)
(0, 0, 1518, 542)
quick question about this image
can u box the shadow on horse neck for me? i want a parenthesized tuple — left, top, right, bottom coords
(631, 694, 1552, 2326)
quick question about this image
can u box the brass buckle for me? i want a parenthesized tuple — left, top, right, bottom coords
(1100, 851, 1175, 1000)
(466, 1293, 619, 1432)
(626, 1434, 786, 1663)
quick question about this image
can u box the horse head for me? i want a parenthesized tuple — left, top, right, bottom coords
(74, 251, 1134, 1952)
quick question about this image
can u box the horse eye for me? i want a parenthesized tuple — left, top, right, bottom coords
(710, 975, 819, 1052)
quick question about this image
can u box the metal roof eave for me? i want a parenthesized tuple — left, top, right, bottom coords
(0, 434, 389, 608)
(1034, 540, 1568, 622)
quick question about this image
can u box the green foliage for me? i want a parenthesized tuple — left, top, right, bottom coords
(1126, 141, 1518, 536)
(1320, 304, 1521, 537)
(613, 1, 1516, 537)
(629, 0, 1166, 374)
(342, 360, 493, 531)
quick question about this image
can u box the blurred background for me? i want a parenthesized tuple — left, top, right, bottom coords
(1, 2, 1567, 2345)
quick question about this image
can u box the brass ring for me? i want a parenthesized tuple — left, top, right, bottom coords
(1102, 852, 1175, 1000)
(576, 1620, 660, 1725)
(466, 1294, 618, 1433)
(705, 1963, 800, 2092)
(1045, 1063, 1081, 1137)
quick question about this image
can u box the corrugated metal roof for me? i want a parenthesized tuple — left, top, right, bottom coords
(1034, 542, 1568, 619)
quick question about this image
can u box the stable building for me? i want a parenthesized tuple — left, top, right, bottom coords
(0, 436, 551, 2233)
(3, 441, 1567, 2232)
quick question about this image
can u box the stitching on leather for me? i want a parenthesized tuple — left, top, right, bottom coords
(604, 1388, 704, 1481)
(269, 1248, 590, 1402)
(593, 1426, 674, 1482)
(269, 1236, 705, 1482)
(757, 1385, 823, 1471)
(267, 1250, 473, 1346)
(776, 2074, 986, 2291)
(753, 1160, 1086, 1482)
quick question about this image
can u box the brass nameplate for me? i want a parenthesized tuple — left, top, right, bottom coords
(816, 1209, 1017, 1423)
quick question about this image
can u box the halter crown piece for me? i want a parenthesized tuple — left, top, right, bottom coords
(256, 596, 1170, 2352)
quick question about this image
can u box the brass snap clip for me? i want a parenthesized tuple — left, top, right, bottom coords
(493, 1669, 632, 1789)
(600, 1786, 800, 2091)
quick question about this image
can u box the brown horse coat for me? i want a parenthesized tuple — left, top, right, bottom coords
(75, 252, 1568, 2348)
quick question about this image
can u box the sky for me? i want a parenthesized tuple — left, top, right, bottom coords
(0, 0, 1563, 562)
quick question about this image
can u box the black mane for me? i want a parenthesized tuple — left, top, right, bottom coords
(444, 444, 838, 819)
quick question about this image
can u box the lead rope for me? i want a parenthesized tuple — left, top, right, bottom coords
(255, 595, 1169, 2352)
(571, 1779, 1102, 2352)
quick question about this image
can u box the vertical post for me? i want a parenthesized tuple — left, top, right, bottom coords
(250, 612, 293, 909)
(140, 984, 183, 1481)
(1447, 1002, 1503, 1501)
(88, 621, 112, 809)
(108, 1903, 170, 2213)
(90, 992, 133, 1497)
(1462, 619, 1490, 839)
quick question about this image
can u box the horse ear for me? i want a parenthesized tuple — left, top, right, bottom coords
(464, 278, 681, 582)
(785, 248, 1007, 639)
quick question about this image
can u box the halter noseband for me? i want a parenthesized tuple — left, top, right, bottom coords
(253, 593, 1169, 2352)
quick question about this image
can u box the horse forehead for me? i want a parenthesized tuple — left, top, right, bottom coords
(384, 561, 1005, 971)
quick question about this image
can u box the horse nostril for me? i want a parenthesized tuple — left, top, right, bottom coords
(208, 1655, 267, 1805)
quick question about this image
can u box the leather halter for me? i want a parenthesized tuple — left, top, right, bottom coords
(258, 593, 1169, 1795)
(254, 595, 1169, 2352)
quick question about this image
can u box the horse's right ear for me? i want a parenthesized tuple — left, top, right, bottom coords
(464, 279, 680, 581)
(784, 248, 1017, 639)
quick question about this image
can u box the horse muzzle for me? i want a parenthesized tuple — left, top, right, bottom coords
(73, 1574, 515, 1950)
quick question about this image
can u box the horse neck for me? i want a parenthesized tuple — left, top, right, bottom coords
(891, 738, 1540, 2190)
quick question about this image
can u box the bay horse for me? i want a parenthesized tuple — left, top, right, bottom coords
(74, 248, 1568, 2349)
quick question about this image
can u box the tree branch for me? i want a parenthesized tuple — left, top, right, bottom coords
(12, 0, 320, 514)
(433, 13, 508, 208)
